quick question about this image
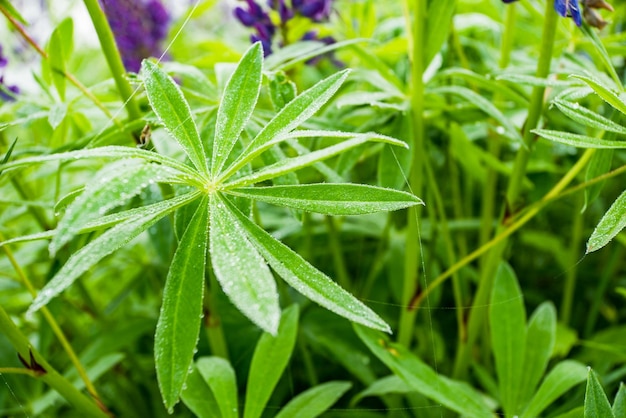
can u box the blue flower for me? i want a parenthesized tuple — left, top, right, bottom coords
(292, 0, 332, 22)
(99, 0, 171, 72)
(0, 45, 19, 102)
(234, 0, 276, 55)
(554, 0, 582, 26)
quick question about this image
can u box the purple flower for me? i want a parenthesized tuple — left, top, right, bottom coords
(99, 0, 171, 72)
(0, 46, 18, 102)
(554, 0, 582, 26)
(234, 0, 276, 56)
(292, 0, 332, 22)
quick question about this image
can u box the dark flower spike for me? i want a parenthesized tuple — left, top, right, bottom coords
(554, 0, 582, 26)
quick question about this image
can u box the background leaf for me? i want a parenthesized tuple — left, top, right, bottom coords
(196, 357, 239, 418)
(275, 381, 352, 418)
(587, 189, 626, 253)
(584, 368, 615, 418)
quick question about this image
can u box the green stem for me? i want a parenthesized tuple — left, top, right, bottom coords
(325, 216, 350, 290)
(398, 0, 426, 348)
(0, 306, 110, 417)
(82, 0, 142, 124)
(560, 193, 584, 325)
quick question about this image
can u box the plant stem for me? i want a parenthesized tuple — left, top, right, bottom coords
(560, 193, 584, 325)
(0, 4, 118, 124)
(82, 0, 142, 124)
(0, 232, 105, 408)
(325, 216, 350, 290)
(398, 0, 426, 348)
(0, 305, 110, 417)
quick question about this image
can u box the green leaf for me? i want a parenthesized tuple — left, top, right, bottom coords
(225, 135, 396, 188)
(583, 149, 613, 213)
(222, 196, 391, 333)
(613, 383, 626, 417)
(425, 0, 455, 65)
(585, 369, 615, 418)
(180, 363, 222, 418)
(554, 99, 626, 135)
(220, 70, 350, 180)
(27, 191, 200, 314)
(48, 18, 73, 101)
(196, 357, 239, 418)
(50, 161, 177, 256)
(155, 197, 209, 410)
(571, 75, 626, 116)
(0, 145, 198, 178)
(521, 360, 588, 418)
(209, 194, 280, 334)
(353, 375, 409, 404)
(354, 325, 492, 417)
(587, 189, 626, 253)
(580, 25, 622, 88)
(519, 302, 556, 406)
(534, 129, 626, 149)
(429, 86, 523, 143)
(141, 60, 209, 175)
(244, 305, 299, 418)
(228, 184, 422, 215)
(211, 43, 263, 176)
(490, 262, 526, 416)
(275, 381, 352, 418)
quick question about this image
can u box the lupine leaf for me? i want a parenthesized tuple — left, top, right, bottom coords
(583, 149, 613, 213)
(219, 70, 350, 180)
(275, 381, 352, 418)
(587, 189, 626, 253)
(48, 18, 73, 101)
(142, 59, 209, 175)
(221, 196, 391, 333)
(50, 161, 177, 256)
(584, 369, 615, 418)
(180, 363, 222, 418)
(613, 383, 626, 417)
(228, 184, 422, 215)
(355, 325, 492, 417)
(534, 129, 626, 149)
(244, 305, 299, 418)
(571, 75, 626, 116)
(196, 357, 238, 418)
(155, 197, 209, 410)
(553, 99, 626, 135)
(490, 262, 526, 416)
(212, 43, 263, 176)
(209, 194, 280, 334)
(27, 192, 200, 314)
(521, 360, 588, 418)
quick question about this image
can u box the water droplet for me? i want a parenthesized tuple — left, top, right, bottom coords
(496, 126, 505, 135)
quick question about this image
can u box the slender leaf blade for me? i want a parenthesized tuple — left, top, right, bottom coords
(534, 129, 626, 149)
(221, 196, 391, 333)
(521, 360, 588, 418)
(221, 70, 350, 179)
(275, 381, 352, 418)
(355, 325, 492, 417)
(155, 197, 209, 410)
(587, 189, 626, 253)
(490, 262, 526, 416)
(613, 383, 626, 417)
(27, 192, 200, 314)
(180, 362, 222, 418)
(141, 60, 209, 175)
(209, 194, 280, 334)
(196, 357, 239, 418)
(228, 184, 422, 215)
(244, 305, 299, 418)
(571, 75, 626, 116)
(554, 99, 626, 135)
(212, 42, 263, 176)
(585, 369, 615, 418)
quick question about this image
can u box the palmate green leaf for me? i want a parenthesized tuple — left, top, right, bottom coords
(553, 99, 626, 135)
(571, 75, 626, 116)
(228, 184, 422, 215)
(585, 369, 614, 418)
(244, 305, 299, 418)
(0, 145, 198, 178)
(275, 381, 352, 418)
(211, 43, 263, 176)
(521, 360, 588, 418)
(219, 70, 350, 180)
(225, 135, 400, 188)
(490, 262, 526, 416)
(27, 191, 201, 314)
(180, 363, 221, 418)
(209, 194, 280, 334)
(155, 197, 209, 410)
(141, 60, 209, 176)
(587, 189, 626, 253)
(519, 302, 556, 407)
(50, 161, 178, 256)
(221, 196, 391, 333)
(196, 357, 239, 418)
(534, 129, 626, 149)
(354, 325, 492, 417)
